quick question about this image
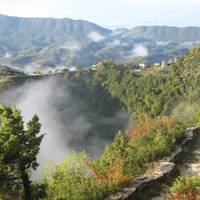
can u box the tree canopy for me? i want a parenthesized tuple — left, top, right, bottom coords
(0, 105, 43, 200)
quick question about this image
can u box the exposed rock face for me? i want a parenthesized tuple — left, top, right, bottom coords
(106, 127, 200, 200)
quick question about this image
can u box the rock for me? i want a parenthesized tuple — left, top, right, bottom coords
(167, 147, 182, 162)
(160, 162, 175, 174)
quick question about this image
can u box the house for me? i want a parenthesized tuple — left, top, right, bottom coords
(161, 60, 167, 69)
(138, 63, 146, 69)
(91, 65, 99, 71)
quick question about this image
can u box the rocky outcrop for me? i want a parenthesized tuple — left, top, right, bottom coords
(107, 127, 200, 200)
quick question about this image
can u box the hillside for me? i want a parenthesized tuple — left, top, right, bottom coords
(0, 65, 27, 90)
(0, 70, 128, 157)
(122, 26, 200, 42)
(92, 46, 200, 117)
(38, 46, 200, 200)
(1, 14, 200, 71)
(0, 14, 111, 52)
(0, 65, 25, 76)
(1, 44, 200, 199)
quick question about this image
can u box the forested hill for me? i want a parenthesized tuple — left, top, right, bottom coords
(0, 65, 25, 76)
(0, 14, 111, 51)
(92, 45, 200, 117)
(27, 45, 200, 200)
(1, 14, 200, 70)
(2, 45, 200, 119)
(2, 45, 200, 199)
(123, 26, 200, 42)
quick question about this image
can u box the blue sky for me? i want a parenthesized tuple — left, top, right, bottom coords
(0, 0, 200, 28)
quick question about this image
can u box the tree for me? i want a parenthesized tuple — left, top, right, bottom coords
(0, 105, 44, 200)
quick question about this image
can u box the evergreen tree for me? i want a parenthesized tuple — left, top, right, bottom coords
(0, 105, 44, 200)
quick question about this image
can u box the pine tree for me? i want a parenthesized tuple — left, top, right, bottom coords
(0, 105, 44, 200)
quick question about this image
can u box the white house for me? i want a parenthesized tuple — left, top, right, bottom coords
(161, 60, 167, 69)
(138, 63, 146, 69)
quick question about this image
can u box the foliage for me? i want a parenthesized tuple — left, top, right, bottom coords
(196, 108, 200, 126)
(3, 46, 200, 199)
(31, 182, 47, 200)
(167, 190, 199, 200)
(167, 176, 200, 200)
(170, 176, 200, 195)
(44, 113, 187, 200)
(0, 105, 44, 199)
(44, 152, 109, 200)
(171, 101, 200, 126)
(92, 46, 200, 118)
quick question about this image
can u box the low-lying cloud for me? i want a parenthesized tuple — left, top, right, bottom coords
(0, 76, 128, 178)
(156, 41, 171, 46)
(88, 31, 105, 42)
(60, 42, 82, 51)
(131, 44, 149, 57)
(0, 78, 91, 177)
(125, 44, 149, 60)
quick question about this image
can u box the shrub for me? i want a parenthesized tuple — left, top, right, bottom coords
(44, 152, 109, 200)
(43, 115, 187, 200)
(170, 176, 200, 195)
(172, 101, 199, 126)
(167, 176, 200, 200)
(167, 189, 199, 200)
(128, 115, 157, 144)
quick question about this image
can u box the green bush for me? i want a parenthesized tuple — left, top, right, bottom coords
(30, 114, 190, 200)
(170, 176, 200, 196)
(44, 153, 109, 200)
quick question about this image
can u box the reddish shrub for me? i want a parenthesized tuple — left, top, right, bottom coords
(166, 188, 199, 200)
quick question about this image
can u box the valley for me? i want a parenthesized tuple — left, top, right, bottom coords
(1, 8, 200, 200)
(0, 68, 128, 159)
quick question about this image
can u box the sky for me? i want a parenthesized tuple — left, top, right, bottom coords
(0, 0, 200, 28)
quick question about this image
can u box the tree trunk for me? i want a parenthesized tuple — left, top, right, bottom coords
(21, 170, 32, 200)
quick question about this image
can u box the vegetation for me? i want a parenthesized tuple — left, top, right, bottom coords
(43, 114, 188, 200)
(42, 45, 200, 199)
(92, 46, 200, 118)
(0, 105, 44, 200)
(1, 46, 200, 199)
(167, 176, 200, 200)
(1, 14, 199, 69)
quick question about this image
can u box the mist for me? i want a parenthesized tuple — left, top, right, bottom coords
(131, 44, 149, 57)
(88, 31, 105, 42)
(0, 75, 128, 178)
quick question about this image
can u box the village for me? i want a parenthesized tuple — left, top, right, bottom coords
(28, 57, 178, 76)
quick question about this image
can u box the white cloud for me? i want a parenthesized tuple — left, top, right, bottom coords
(88, 31, 105, 42)
(112, 40, 121, 46)
(60, 42, 82, 51)
(3, 52, 11, 58)
(131, 44, 149, 57)
(156, 41, 170, 46)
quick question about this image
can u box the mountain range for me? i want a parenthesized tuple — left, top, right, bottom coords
(1, 14, 200, 72)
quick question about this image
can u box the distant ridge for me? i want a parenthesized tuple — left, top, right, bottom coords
(122, 26, 200, 42)
(0, 14, 111, 50)
(1, 14, 200, 70)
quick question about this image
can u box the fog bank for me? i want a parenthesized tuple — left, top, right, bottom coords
(0, 76, 128, 178)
